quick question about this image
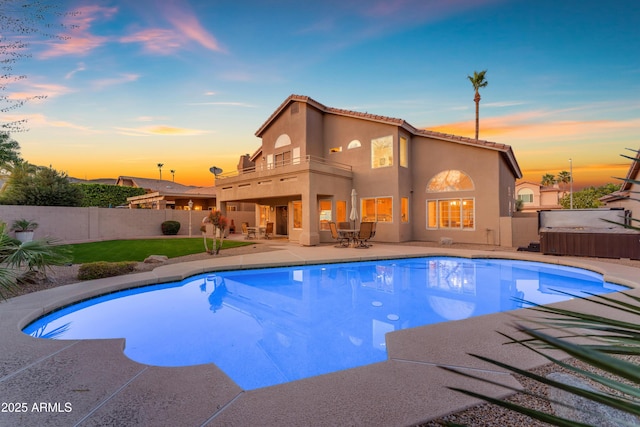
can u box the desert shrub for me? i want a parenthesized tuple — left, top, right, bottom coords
(77, 261, 137, 281)
(161, 220, 181, 235)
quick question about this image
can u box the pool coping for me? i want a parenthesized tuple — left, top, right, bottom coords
(1, 243, 639, 426)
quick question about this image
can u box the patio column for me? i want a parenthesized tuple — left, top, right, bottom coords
(299, 190, 319, 246)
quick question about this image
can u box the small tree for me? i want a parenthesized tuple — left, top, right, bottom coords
(200, 210, 228, 255)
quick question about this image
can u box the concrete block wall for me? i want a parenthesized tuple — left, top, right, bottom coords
(0, 206, 250, 243)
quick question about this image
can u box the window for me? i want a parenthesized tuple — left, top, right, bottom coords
(275, 134, 291, 148)
(347, 140, 361, 149)
(427, 198, 474, 229)
(319, 199, 332, 230)
(336, 200, 347, 223)
(293, 201, 302, 229)
(361, 197, 392, 222)
(517, 189, 534, 203)
(427, 170, 474, 192)
(330, 146, 342, 153)
(400, 136, 408, 168)
(274, 151, 291, 167)
(401, 197, 409, 223)
(371, 136, 393, 168)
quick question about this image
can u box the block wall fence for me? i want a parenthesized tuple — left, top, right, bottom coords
(0, 206, 254, 244)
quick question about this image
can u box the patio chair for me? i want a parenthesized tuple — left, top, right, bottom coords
(241, 222, 257, 239)
(354, 222, 374, 248)
(329, 222, 350, 247)
(369, 222, 377, 245)
(263, 222, 274, 239)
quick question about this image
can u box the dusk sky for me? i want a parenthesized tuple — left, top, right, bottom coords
(6, 0, 640, 188)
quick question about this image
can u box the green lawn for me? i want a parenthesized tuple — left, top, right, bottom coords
(65, 238, 253, 264)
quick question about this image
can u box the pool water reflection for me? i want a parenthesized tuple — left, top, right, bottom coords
(23, 257, 625, 390)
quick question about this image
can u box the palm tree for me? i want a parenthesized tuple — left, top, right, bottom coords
(0, 222, 71, 299)
(557, 170, 571, 193)
(541, 173, 556, 187)
(157, 163, 164, 180)
(467, 70, 488, 140)
(170, 169, 175, 182)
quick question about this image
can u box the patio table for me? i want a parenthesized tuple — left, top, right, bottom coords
(338, 229, 359, 247)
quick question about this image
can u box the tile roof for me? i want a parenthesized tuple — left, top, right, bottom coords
(255, 94, 522, 178)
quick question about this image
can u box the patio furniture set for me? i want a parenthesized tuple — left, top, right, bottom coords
(241, 222, 274, 239)
(329, 221, 376, 248)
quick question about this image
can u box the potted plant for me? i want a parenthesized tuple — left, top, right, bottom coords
(11, 219, 38, 243)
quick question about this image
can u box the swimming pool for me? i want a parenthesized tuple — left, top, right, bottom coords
(23, 257, 625, 390)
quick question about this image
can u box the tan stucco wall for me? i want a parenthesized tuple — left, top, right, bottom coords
(0, 205, 250, 243)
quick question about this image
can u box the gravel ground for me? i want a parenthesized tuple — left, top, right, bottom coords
(9, 240, 640, 426)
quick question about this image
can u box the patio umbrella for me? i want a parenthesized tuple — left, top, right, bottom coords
(350, 189, 358, 229)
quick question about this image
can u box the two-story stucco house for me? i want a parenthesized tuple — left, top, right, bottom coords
(216, 95, 522, 246)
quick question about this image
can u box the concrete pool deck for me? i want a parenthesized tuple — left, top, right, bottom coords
(1, 242, 639, 427)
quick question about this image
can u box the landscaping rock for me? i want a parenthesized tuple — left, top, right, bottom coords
(143, 255, 168, 264)
(547, 372, 640, 427)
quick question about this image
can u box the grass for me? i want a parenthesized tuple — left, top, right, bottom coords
(64, 238, 253, 264)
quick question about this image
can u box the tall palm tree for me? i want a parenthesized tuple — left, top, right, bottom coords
(157, 163, 164, 180)
(556, 170, 571, 193)
(541, 173, 556, 187)
(467, 70, 488, 140)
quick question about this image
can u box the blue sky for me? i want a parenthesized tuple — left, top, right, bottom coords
(6, 0, 640, 187)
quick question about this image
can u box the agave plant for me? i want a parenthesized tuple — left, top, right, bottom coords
(0, 221, 71, 299)
(444, 149, 640, 425)
(444, 291, 640, 425)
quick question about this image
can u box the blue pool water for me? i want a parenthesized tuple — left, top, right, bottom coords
(24, 257, 625, 390)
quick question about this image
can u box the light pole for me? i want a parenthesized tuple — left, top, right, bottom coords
(569, 158, 573, 210)
(188, 199, 193, 237)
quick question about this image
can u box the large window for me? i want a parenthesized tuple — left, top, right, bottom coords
(362, 197, 393, 222)
(427, 199, 475, 229)
(371, 136, 393, 168)
(400, 136, 408, 168)
(293, 201, 302, 229)
(319, 199, 332, 230)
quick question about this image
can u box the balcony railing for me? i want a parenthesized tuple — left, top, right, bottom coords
(216, 155, 352, 180)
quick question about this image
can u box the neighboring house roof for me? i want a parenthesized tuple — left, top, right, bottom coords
(117, 176, 216, 197)
(69, 177, 118, 185)
(255, 94, 523, 178)
(516, 180, 541, 187)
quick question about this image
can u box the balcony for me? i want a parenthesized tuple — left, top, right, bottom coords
(216, 155, 352, 183)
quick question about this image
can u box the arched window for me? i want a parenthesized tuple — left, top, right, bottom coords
(426, 170, 474, 192)
(347, 139, 361, 149)
(517, 188, 534, 203)
(274, 134, 291, 148)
